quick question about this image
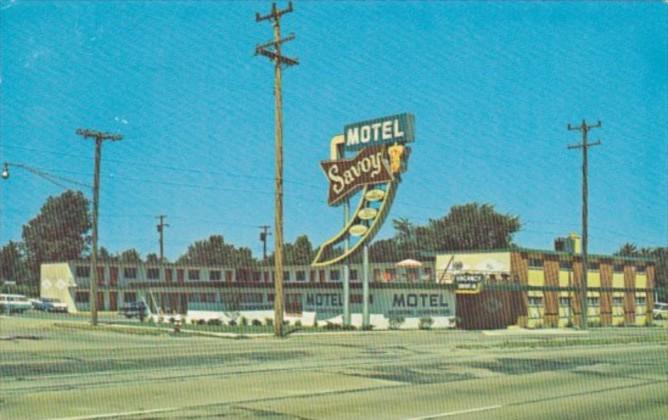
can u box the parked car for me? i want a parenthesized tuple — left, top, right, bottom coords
(32, 297, 68, 313)
(0, 294, 33, 314)
(120, 301, 148, 319)
(653, 302, 668, 320)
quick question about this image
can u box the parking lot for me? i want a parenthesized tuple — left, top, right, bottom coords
(1, 313, 667, 419)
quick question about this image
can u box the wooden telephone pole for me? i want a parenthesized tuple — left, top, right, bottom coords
(76, 128, 123, 326)
(255, 2, 298, 337)
(567, 120, 602, 330)
(156, 215, 169, 263)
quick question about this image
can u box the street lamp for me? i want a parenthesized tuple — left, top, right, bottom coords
(2, 163, 9, 180)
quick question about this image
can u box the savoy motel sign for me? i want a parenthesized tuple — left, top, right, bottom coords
(312, 113, 416, 266)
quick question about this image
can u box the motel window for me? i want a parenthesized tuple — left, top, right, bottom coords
(330, 269, 341, 281)
(588, 262, 600, 271)
(225, 270, 233, 282)
(283, 271, 291, 281)
(264, 271, 270, 282)
(310, 270, 316, 282)
(252, 271, 261, 282)
(559, 261, 571, 270)
(188, 269, 200, 281)
(636, 296, 646, 306)
(147, 268, 160, 280)
(124, 267, 137, 279)
(268, 293, 274, 303)
(241, 293, 263, 304)
(613, 296, 624, 305)
(559, 297, 571, 307)
(613, 264, 624, 273)
(296, 270, 306, 282)
(75, 291, 89, 303)
(587, 297, 599, 307)
(124, 292, 136, 303)
(209, 270, 222, 281)
(75, 266, 90, 278)
(636, 265, 646, 273)
(200, 293, 216, 303)
(528, 258, 543, 269)
(384, 269, 396, 282)
(350, 294, 373, 304)
(528, 296, 543, 306)
(373, 269, 382, 282)
(350, 269, 358, 281)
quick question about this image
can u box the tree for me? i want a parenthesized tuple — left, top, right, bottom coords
(0, 241, 28, 283)
(421, 203, 520, 252)
(119, 249, 142, 263)
(177, 235, 255, 267)
(22, 190, 91, 284)
(145, 253, 160, 264)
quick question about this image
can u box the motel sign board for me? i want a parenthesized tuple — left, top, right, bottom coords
(344, 113, 415, 151)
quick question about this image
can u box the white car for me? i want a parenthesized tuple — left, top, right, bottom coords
(0, 294, 33, 314)
(653, 302, 668, 320)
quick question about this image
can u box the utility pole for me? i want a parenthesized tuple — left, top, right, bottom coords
(76, 128, 123, 326)
(255, 1, 298, 337)
(156, 215, 169, 263)
(567, 119, 602, 330)
(259, 225, 272, 261)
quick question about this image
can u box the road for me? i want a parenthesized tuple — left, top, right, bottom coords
(1, 315, 667, 419)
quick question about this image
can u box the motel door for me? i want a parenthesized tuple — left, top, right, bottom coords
(109, 292, 118, 311)
(286, 293, 303, 315)
(110, 267, 118, 286)
(97, 292, 105, 311)
(165, 268, 173, 283)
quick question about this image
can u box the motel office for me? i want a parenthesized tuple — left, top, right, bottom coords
(41, 236, 655, 328)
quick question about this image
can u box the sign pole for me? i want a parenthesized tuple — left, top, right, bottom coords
(363, 244, 370, 328)
(343, 200, 351, 326)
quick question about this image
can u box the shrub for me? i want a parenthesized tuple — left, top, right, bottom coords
(228, 319, 237, 327)
(265, 318, 273, 327)
(168, 317, 176, 324)
(294, 320, 302, 327)
(324, 322, 341, 330)
(342, 324, 356, 331)
(197, 319, 206, 325)
(207, 318, 222, 326)
(419, 317, 433, 330)
(240, 317, 248, 327)
(361, 324, 374, 331)
(252, 319, 262, 327)
(389, 317, 404, 330)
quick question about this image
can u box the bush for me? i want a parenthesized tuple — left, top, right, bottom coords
(228, 319, 237, 327)
(207, 318, 222, 326)
(361, 324, 374, 331)
(264, 318, 273, 327)
(419, 317, 433, 330)
(294, 320, 302, 327)
(389, 317, 404, 330)
(197, 319, 206, 325)
(252, 319, 262, 326)
(240, 317, 248, 327)
(342, 324, 356, 331)
(168, 317, 176, 324)
(324, 322, 341, 330)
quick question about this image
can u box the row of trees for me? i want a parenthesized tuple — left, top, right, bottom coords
(1, 189, 665, 301)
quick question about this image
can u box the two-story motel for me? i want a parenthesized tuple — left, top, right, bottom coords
(41, 234, 655, 329)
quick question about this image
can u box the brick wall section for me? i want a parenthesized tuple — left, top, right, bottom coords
(571, 260, 583, 327)
(510, 252, 529, 327)
(543, 257, 560, 328)
(624, 265, 636, 324)
(646, 264, 655, 319)
(599, 262, 613, 326)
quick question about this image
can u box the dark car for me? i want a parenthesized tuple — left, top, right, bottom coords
(120, 301, 148, 319)
(32, 297, 68, 313)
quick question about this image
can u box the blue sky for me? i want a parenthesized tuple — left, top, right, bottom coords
(1, 1, 666, 260)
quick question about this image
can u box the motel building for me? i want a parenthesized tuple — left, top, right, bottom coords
(40, 234, 655, 329)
